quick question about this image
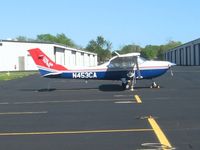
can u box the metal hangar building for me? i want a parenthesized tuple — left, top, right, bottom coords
(0, 40, 97, 71)
(164, 38, 200, 66)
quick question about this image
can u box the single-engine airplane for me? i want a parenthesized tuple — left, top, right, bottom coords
(28, 48, 175, 91)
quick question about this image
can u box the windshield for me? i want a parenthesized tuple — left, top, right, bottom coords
(138, 57, 146, 64)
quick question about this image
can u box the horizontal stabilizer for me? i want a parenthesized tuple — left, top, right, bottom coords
(43, 72, 63, 78)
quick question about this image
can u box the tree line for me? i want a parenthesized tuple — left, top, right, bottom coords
(15, 33, 181, 62)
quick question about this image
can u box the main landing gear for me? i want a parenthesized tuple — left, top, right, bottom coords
(122, 79, 160, 90)
(150, 81, 160, 89)
(121, 80, 135, 91)
(122, 81, 130, 90)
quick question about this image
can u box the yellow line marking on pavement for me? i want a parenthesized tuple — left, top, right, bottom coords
(115, 101, 136, 104)
(0, 111, 48, 115)
(134, 95, 142, 103)
(148, 116, 172, 149)
(11, 99, 131, 105)
(0, 128, 153, 136)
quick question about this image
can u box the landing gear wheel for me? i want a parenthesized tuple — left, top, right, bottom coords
(122, 83, 127, 90)
(122, 82, 130, 90)
(122, 80, 132, 90)
(150, 82, 160, 89)
(126, 84, 130, 90)
(130, 80, 135, 91)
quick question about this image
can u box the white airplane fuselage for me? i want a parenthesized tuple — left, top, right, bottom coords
(29, 48, 175, 88)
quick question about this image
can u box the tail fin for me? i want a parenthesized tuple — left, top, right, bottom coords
(28, 48, 67, 76)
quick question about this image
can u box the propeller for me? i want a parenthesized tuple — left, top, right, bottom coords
(168, 62, 176, 76)
(169, 66, 174, 76)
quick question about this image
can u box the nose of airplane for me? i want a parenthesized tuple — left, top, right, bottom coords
(167, 62, 176, 76)
(167, 62, 176, 67)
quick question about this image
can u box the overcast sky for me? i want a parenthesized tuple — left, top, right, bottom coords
(1, 0, 200, 49)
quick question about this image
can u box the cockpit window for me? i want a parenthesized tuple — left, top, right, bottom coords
(138, 57, 146, 64)
(108, 56, 146, 68)
(108, 57, 135, 68)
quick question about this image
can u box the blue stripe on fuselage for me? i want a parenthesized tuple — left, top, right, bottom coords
(39, 68, 168, 80)
(140, 68, 168, 79)
(39, 69, 51, 76)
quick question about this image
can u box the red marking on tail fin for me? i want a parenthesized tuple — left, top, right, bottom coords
(28, 48, 67, 71)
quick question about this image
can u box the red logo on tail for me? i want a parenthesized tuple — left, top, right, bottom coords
(42, 56, 54, 68)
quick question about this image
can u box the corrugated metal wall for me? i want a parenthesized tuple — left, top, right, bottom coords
(0, 40, 97, 71)
(165, 38, 200, 66)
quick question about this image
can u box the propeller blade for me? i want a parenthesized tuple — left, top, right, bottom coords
(170, 67, 174, 76)
(168, 62, 176, 76)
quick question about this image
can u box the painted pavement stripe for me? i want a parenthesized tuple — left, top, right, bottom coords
(148, 116, 172, 149)
(134, 95, 142, 103)
(0, 111, 48, 115)
(0, 128, 153, 136)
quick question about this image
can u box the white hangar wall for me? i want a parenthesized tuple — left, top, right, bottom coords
(164, 38, 200, 66)
(0, 40, 97, 71)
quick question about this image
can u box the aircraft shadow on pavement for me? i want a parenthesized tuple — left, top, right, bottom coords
(37, 87, 101, 92)
(20, 84, 155, 92)
(98, 84, 155, 91)
(20, 84, 126, 92)
(19, 88, 56, 92)
(20, 87, 99, 92)
(98, 84, 125, 91)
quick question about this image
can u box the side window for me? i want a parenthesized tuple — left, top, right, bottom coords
(108, 57, 135, 68)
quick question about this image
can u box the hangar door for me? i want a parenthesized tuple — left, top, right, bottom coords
(54, 47, 65, 65)
(18, 56, 25, 71)
(71, 51, 76, 66)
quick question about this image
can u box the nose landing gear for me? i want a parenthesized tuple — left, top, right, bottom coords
(150, 81, 160, 88)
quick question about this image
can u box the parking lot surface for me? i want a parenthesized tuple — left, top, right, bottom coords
(0, 66, 199, 150)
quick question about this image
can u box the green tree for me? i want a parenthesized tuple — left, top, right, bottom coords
(15, 36, 35, 41)
(157, 41, 182, 60)
(119, 44, 141, 54)
(141, 45, 160, 59)
(56, 33, 76, 47)
(85, 36, 112, 62)
(140, 41, 182, 60)
(37, 34, 56, 42)
(15, 36, 28, 41)
(36, 33, 76, 48)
